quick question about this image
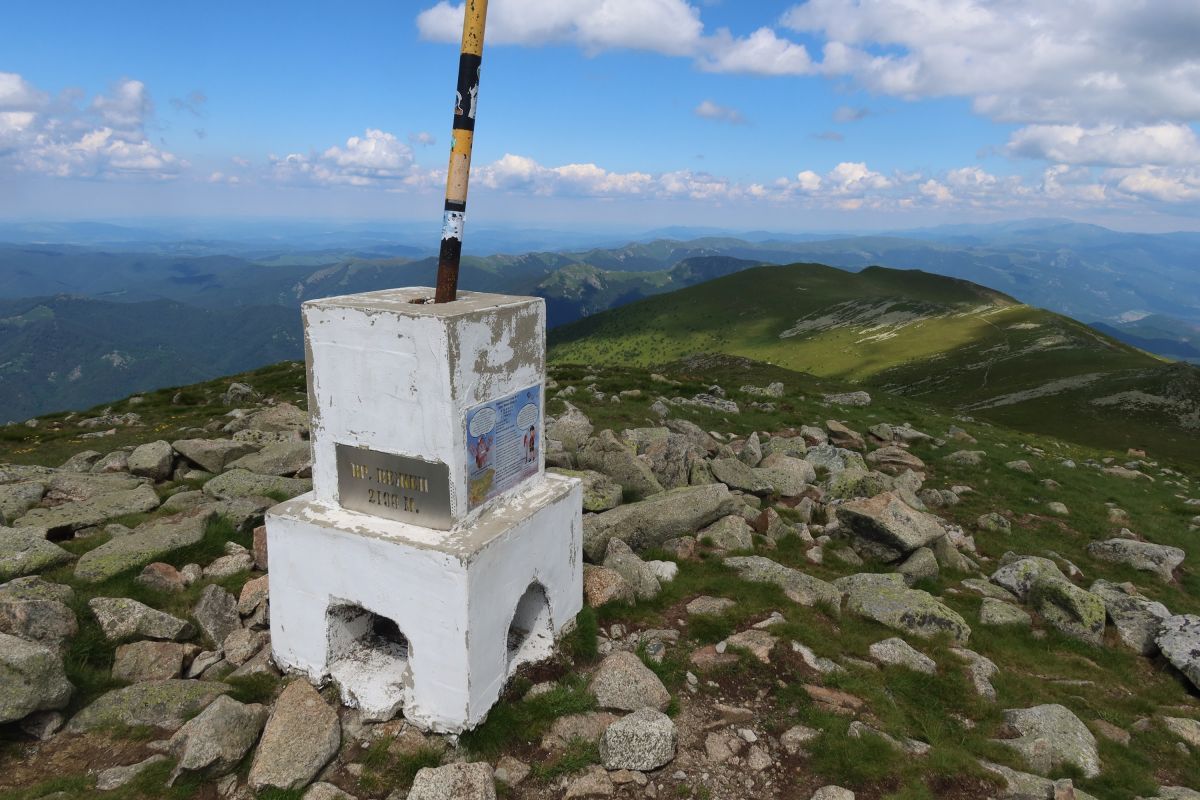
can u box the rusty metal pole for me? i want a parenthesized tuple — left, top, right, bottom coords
(434, 0, 489, 303)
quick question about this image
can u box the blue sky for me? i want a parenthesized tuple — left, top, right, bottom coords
(3, 0, 1200, 231)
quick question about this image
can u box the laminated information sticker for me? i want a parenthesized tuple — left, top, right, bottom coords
(465, 384, 541, 510)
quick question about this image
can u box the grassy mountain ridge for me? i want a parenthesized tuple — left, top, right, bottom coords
(549, 263, 1200, 465)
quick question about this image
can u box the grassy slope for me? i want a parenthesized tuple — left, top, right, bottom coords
(549, 263, 1200, 467)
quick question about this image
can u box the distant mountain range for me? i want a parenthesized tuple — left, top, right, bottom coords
(1, 217, 1198, 421)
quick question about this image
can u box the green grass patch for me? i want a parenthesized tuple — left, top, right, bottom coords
(459, 675, 597, 760)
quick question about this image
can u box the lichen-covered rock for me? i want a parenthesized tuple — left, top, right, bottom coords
(193, 584, 239, 646)
(89, 597, 194, 641)
(835, 572, 970, 643)
(979, 598, 1032, 628)
(0, 481, 46, 523)
(836, 492, 946, 559)
(172, 438, 258, 473)
(990, 556, 1066, 602)
(804, 444, 867, 475)
(723, 556, 841, 609)
(67, 680, 227, 733)
(1029, 576, 1106, 645)
(576, 430, 663, 500)
(825, 469, 893, 501)
(0, 594, 77, 651)
(698, 515, 755, 550)
(547, 403, 594, 450)
(755, 453, 816, 497)
(1089, 580, 1171, 655)
(226, 441, 313, 478)
(248, 680, 341, 791)
(112, 641, 188, 682)
(128, 441, 175, 481)
(202, 469, 311, 501)
(16, 484, 160, 535)
(599, 708, 677, 771)
(0, 528, 73, 581)
(168, 695, 268, 784)
(74, 508, 213, 583)
(976, 512, 1011, 534)
(583, 483, 737, 560)
(866, 446, 926, 476)
(995, 704, 1101, 779)
(583, 565, 633, 607)
(589, 651, 670, 712)
(548, 469, 622, 512)
(895, 547, 939, 585)
(0, 633, 73, 723)
(868, 637, 936, 674)
(1087, 539, 1185, 582)
(826, 420, 865, 450)
(1156, 615, 1200, 691)
(709, 457, 773, 495)
(602, 539, 660, 601)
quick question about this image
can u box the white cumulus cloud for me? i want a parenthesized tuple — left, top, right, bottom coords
(0, 73, 182, 179)
(1007, 123, 1200, 167)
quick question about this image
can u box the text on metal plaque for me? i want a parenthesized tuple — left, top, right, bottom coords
(335, 443, 452, 529)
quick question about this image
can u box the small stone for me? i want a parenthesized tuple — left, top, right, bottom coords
(686, 596, 736, 616)
(564, 766, 614, 799)
(1163, 717, 1200, 748)
(137, 562, 188, 592)
(599, 708, 677, 771)
(721, 629, 777, 663)
(203, 552, 255, 579)
(868, 638, 936, 674)
(494, 756, 530, 787)
(980, 598, 1032, 627)
(96, 755, 169, 791)
(811, 787, 855, 800)
(583, 564, 634, 607)
(589, 651, 670, 712)
(408, 763, 496, 800)
(168, 695, 269, 784)
(781, 724, 821, 755)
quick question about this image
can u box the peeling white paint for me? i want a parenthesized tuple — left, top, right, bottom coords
(269, 287, 581, 733)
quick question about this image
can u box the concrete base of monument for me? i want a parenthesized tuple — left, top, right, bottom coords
(265, 472, 583, 733)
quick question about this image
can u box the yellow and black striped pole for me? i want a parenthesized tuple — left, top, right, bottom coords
(435, 0, 489, 303)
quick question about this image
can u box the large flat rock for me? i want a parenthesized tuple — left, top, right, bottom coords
(835, 572, 971, 643)
(0, 528, 73, 582)
(17, 484, 161, 535)
(67, 679, 228, 733)
(583, 483, 738, 560)
(74, 508, 214, 583)
(202, 469, 311, 501)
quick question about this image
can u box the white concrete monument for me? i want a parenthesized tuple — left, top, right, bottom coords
(265, 288, 583, 733)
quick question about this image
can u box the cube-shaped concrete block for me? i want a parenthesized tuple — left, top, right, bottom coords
(266, 473, 583, 733)
(303, 288, 545, 527)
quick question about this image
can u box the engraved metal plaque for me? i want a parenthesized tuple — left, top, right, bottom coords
(336, 443, 452, 530)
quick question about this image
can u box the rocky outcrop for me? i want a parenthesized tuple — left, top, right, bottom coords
(202, 470, 311, 501)
(172, 438, 258, 474)
(16, 484, 160, 535)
